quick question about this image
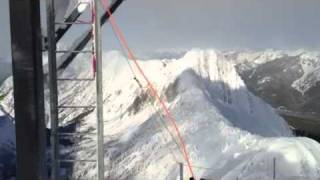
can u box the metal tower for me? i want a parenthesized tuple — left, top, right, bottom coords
(9, 0, 46, 179)
(46, 0, 123, 179)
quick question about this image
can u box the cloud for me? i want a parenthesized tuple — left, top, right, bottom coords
(1, 0, 320, 57)
(0, 0, 10, 58)
(102, 0, 320, 51)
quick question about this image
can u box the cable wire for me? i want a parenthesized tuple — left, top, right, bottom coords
(99, 0, 195, 177)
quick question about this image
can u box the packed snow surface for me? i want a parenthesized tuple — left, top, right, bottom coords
(1, 49, 320, 179)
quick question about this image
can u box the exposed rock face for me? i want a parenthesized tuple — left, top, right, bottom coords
(232, 50, 320, 113)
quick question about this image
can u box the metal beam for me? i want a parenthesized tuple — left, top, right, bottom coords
(57, 0, 124, 72)
(46, 0, 59, 179)
(94, 0, 105, 179)
(9, 0, 47, 179)
(55, 3, 86, 42)
(180, 163, 184, 180)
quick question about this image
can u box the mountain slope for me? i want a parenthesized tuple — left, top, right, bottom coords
(0, 107, 15, 180)
(1, 49, 320, 179)
(232, 50, 320, 113)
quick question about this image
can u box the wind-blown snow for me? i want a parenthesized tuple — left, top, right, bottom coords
(1, 49, 320, 179)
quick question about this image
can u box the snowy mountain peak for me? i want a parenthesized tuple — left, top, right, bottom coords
(1, 49, 320, 179)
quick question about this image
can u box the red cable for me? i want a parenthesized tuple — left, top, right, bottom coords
(100, 0, 195, 178)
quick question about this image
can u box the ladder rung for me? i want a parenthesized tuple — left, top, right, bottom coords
(59, 132, 96, 136)
(59, 159, 96, 163)
(58, 105, 96, 109)
(55, 50, 93, 54)
(57, 78, 95, 81)
(55, 22, 92, 25)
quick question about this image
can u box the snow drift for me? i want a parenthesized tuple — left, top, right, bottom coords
(1, 49, 320, 179)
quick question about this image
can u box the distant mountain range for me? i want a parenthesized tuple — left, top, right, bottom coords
(224, 49, 320, 114)
(2, 49, 320, 114)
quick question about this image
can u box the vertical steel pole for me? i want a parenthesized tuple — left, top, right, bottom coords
(179, 162, 184, 180)
(46, 0, 59, 179)
(273, 157, 276, 180)
(9, 0, 46, 179)
(94, 0, 105, 179)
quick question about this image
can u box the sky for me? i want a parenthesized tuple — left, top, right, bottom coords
(0, 0, 10, 61)
(1, 0, 320, 59)
(109, 0, 320, 52)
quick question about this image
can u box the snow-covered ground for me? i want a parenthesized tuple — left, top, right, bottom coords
(1, 49, 320, 179)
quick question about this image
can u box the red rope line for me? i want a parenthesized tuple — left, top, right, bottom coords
(100, 0, 195, 178)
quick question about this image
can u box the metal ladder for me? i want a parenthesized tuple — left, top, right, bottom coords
(46, 0, 104, 180)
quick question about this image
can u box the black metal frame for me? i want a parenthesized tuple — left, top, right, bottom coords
(9, 0, 47, 179)
(57, 0, 124, 72)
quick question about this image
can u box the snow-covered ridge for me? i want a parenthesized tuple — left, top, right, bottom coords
(1, 49, 320, 179)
